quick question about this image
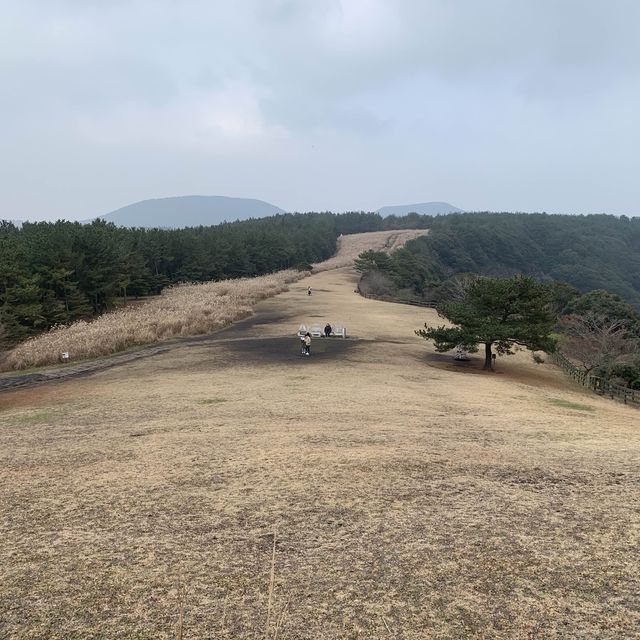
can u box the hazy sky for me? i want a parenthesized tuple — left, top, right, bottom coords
(2, 0, 639, 220)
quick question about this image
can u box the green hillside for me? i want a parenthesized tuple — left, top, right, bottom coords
(400, 213, 640, 305)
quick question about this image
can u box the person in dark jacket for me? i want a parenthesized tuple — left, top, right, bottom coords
(324, 323, 332, 337)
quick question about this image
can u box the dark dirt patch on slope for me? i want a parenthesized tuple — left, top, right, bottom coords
(221, 336, 358, 366)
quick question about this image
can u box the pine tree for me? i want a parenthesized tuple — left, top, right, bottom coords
(416, 276, 557, 370)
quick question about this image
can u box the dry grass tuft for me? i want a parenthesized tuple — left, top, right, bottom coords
(265, 528, 277, 639)
(5, 230, 425, 371)
(175, 582, 186, 640)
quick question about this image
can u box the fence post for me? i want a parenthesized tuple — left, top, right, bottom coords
(552, 355, 638, 408)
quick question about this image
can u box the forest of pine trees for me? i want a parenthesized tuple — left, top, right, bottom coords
(388, 212, 640, 306)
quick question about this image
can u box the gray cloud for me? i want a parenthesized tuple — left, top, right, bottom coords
(1, 0, 639, 219)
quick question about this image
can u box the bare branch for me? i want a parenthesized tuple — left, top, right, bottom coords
(559, 313, 637, 375)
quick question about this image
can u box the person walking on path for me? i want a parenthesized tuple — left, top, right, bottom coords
(324, 323, 332, 337)
(303, 332, 312, 356)
(307, 286, 312, 296)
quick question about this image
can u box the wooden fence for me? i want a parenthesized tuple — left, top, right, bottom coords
(550, 351, 589, 385)
(356, 287, 438, 308)
(550, 352, 639, 407)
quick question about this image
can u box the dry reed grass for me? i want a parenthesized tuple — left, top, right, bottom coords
(6, 272, 300, 370)
(5, 230, 426, 370)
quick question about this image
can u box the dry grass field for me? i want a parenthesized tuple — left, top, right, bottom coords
(1, 237, 639, 638)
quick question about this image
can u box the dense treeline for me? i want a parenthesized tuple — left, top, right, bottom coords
(356, 212, 640, 387)
(392, 212, 640, 305)
(6, 208, 639, 353)
(0, 211, 431, 346)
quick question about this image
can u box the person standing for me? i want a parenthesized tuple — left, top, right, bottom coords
(324, 323, 332, 337)
(307, 286, 312, 296)
(303, 332, 312, 356)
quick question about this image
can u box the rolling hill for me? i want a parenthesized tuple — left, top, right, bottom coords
(2, 258, 638, 639)
(89, 195, 284, 228)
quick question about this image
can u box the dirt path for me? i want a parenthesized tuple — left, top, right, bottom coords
(1, 265, 639, 639)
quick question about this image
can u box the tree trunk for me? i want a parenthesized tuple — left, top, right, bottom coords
(483, 342, 494, 370)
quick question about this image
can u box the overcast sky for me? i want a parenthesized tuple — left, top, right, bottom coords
(2, 0, 639, 220)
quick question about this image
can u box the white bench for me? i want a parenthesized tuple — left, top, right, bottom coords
(332, 325, 347, 338)
(309, 324, 323, 338)
(297, 323, 347, 338)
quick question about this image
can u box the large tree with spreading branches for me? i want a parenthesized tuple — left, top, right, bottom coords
(416, 275, 557, 370)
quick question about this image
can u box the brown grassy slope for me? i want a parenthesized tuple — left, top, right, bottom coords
(312, 229, 427, 272)
(0, 266, 638, 639)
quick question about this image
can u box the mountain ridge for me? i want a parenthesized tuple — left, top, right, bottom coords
(87, 195, 285, 228)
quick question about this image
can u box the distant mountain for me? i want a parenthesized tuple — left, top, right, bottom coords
(377, 201, 463, 217)
(88, 195, 285, 228)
